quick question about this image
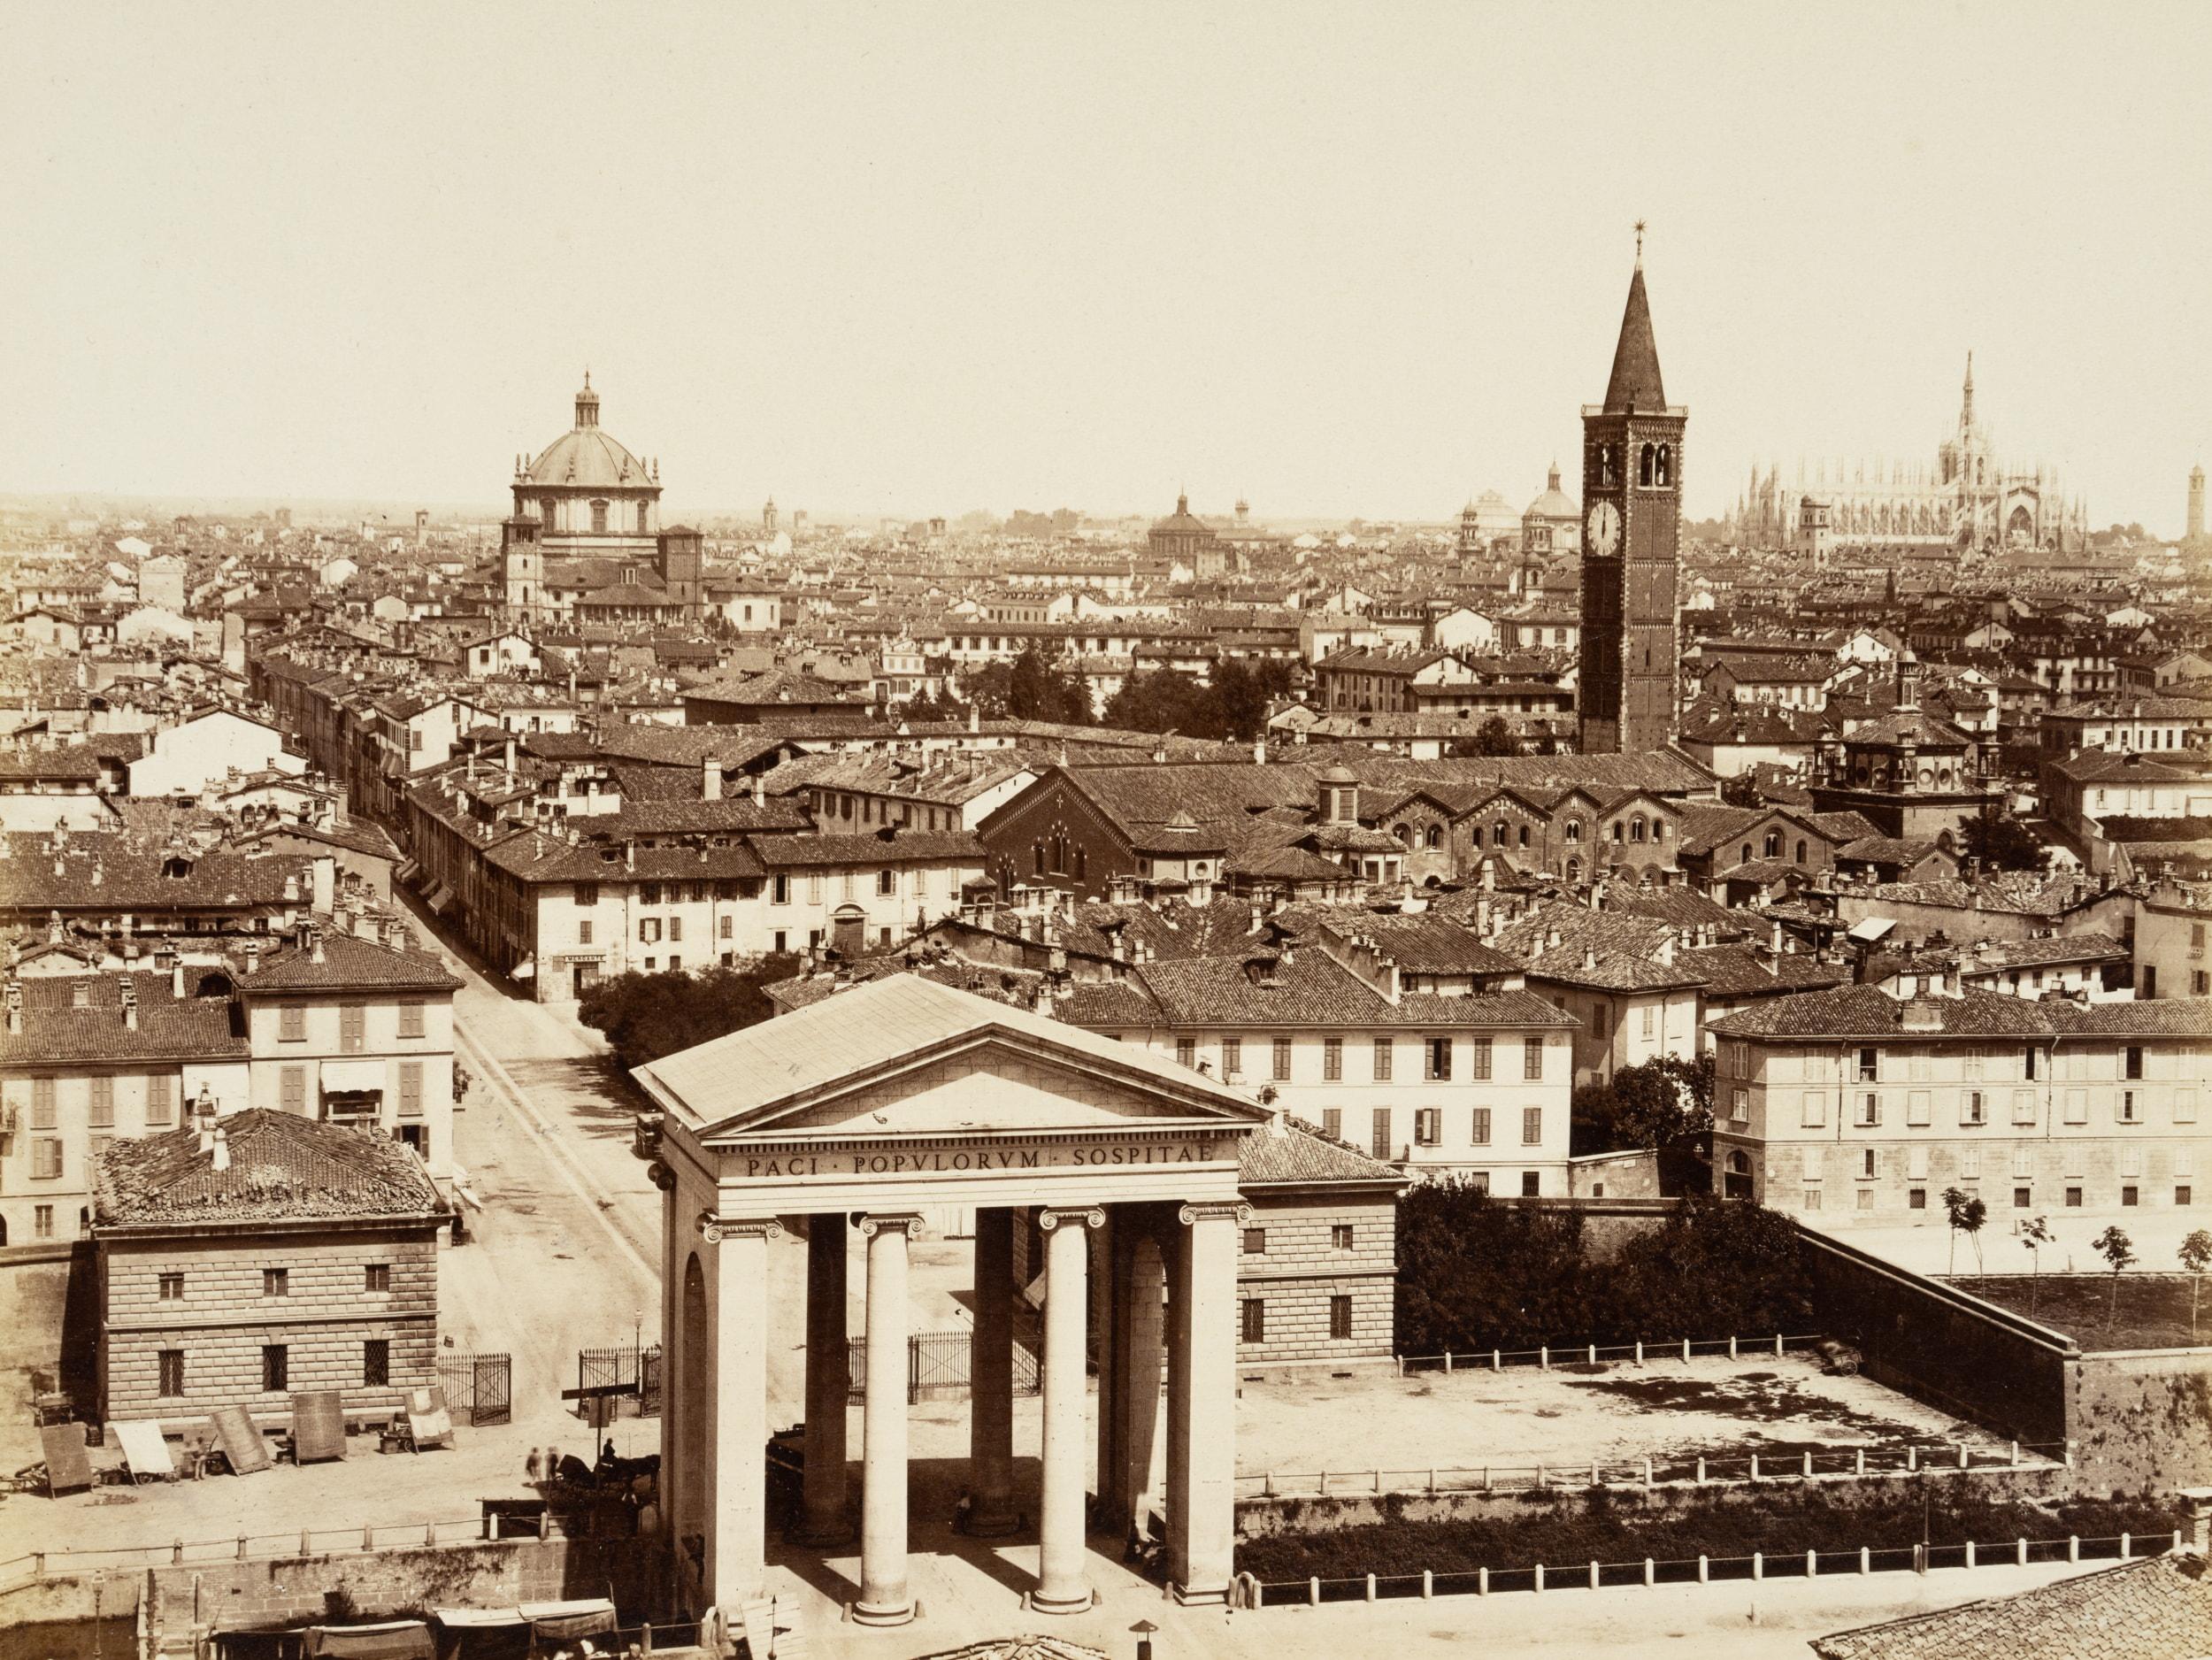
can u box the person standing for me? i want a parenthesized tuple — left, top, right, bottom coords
(526, 1447, 544, 1486)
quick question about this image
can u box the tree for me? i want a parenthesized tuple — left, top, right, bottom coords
(962, 647, 1089, 725)
(2180, 1230, 2212, 1343)
(1470, 716, 1518, 757)
(1958, 807, 2047, 873)
(1102, 668, 1211, 737)
(1570, 1055, 1715, 1194)
(577, 955, 803, 1071)
(2019, 1215, 2054, 1315)
(1941, 1186, 1987, 1273)
(2092, 1225, 2137, 1335)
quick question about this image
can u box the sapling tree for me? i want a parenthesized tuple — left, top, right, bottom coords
(2092, 1226, 2136, 1337)
(2019, 1215, 2055, 1316)
(2180, 1230, 2212, 1344)
(1942, 1186, 1987, 1274)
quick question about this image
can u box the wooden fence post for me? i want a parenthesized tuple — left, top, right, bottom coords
(1682, 1337, 1691, 1364)
(1964, 1541, 1976, 1569)
(1643, 1456, 1654, 1488)
(1855, 1449, 1865, 1477)
(1729, 1336, 1739, 1360)
(1478, 1567, 1488, 1596)
(1635, 1341, 1644, 1364)
(1752, 1552, 1763, 1581)
(1422, 1570, 1432, 1599)
(1696, 1556, 1709, 1584)
(1587, 1345, 1597, 1366)
(1310, 1577, 1320, 1606)
(1806, 1549, 1817, 1578)
(1908, 1447, 1919, 1473)
(1365, 1573, 1376, 1602)
(1859, 1547, 1870, 1575)
(1588, 1561, 1600, 1590)
(1643, 1558, 1654, 1587)
(1750, 1454, 1761, 1482)
(2016, 1538, 2027, 1566)
(2068, 1535, 2078, 1563)
(1540, 1346, 1549, 1371)
(1492, 1349, 1501, 1372)
(1533, 1564, 1545, 1594)
(1695, 1457, 1706, 1485)
(1775, 1333, 1784, 1357)
(2123, 1533, 2132, 1558)
(1445, 1351, 1453, 1373)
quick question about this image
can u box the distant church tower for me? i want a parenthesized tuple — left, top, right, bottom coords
(1578, 230, 1685, 756)
(2189, 465, 2206, 546)
(764, 496, 779, 534)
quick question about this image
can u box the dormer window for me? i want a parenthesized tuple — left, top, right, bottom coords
(162, 855, 194, 880)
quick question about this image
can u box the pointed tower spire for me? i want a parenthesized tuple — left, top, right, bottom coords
(1602, 234, 1667, 415)
(1961, 351, 1975, 430)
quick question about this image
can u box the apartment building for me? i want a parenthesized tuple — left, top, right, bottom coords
(1709, 980, 2212, 1218)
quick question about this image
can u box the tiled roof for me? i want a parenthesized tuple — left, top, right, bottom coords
(0, 836, 311, 914)
(0, 971, 248, 1065)
(748, 829, 984, 867)
(1706, 984, 2212, 1041)
(1488, 903, 1709, 992)
(1677, 943, 1850, 999)
(1132, 951, 1577, 1031)
(1811, 1552, 2212, 1660)
(94, 1110, 443, 1226)
(1239, 1118, 1409, 1189)
(1319, 913, 1520, 975)
(236, 930, 459, 995)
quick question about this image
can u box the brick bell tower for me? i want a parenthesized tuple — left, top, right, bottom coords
(1578, 226, 1686, 755)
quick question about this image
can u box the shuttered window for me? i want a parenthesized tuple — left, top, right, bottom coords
(280, 1003, 306, 1042)
(1471, 1037, 1493, 1080)
(1371, 1107, 1394, 1159)
(398, 1001, 426, 1039)
(399, 1062, 423, 1118)
(145, 1073, 173, 1126)
(1524, 1037, 1544, 1080)
(339, 1004, 365, 1053)
(89, 1076, 115, 1127)
(31, 1077, 56, 1129)
(280, 1066, 305, 1113)
(1471, 1108, 1492, 1146)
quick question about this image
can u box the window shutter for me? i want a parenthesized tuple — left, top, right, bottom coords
(281, 1066, 305, 1113)
(340, 1003, 365, 1052)
(399, 1062, 424, 1118)
(146, 1072, 173, 1126)
(32, 1077, 56, 1128)
(89, 1076, 115, 1127)
(399, 1001, 425, 1039)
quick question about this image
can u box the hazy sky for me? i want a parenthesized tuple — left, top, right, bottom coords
(6, 3, 2208, 530)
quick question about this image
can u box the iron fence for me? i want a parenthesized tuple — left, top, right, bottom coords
(438, 1352, 512, 1426)
(847, 1330, 1041, 1405)
(1244, 1532, 2173, 1609)
(577, 1344, 663, 1418)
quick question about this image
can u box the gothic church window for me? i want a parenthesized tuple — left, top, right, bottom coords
(1655, 444, 1672, 487)
(1639, 444, 1656, 487)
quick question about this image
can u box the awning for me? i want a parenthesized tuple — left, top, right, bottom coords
(429, 1610, 523, 1631)
(303, 1623, 434, 1660)
(395, 858, 422, 884)
(509, 957, 535, 982)
(517, 1602, 615, 1641)
(425, 886, 454, 915)
(319, 1058, 388, 1094)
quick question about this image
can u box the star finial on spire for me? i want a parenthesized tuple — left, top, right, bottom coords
(1633, 219, 1647, 266)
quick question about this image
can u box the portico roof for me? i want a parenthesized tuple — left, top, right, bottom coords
(634, 972, 1271, 1141)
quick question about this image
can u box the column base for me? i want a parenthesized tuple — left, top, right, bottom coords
(964, 1508, 1020, 1539)
(1170, 1579, 1230, 1606)
(850, 1597, 915, 1627)
(1029, 1586, 1096, 1616)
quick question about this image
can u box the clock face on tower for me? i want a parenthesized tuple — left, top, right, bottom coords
(1586, 500, 1622, 557)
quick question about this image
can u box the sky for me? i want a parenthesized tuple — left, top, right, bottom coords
(4, 2, 2208, 532)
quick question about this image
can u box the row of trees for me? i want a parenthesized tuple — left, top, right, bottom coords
(1395, 1186, 1814, 1354)
(908, 646, 1306, 742)
(1568, 1055, 1715, 1195)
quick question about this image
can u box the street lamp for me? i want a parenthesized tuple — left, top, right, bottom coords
(1130, 1618, 1157, 1660)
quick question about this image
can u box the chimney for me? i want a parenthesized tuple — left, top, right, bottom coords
(210, 1125, 230, 1172)
(283, 872, 300, 903)
(244, 940, 261, 975)
(3, 980, 19, 1035)
(625, 841, 636, 872)
(752, 772, 765, 809)
(120, 978, 138, 1029)
(1254, 738, 1267, 765)
(967, 702, 980, 735)
(2183, 1487, 2212, 1556)
(172, 960, 187, 998)
(703, 756, 722, 801)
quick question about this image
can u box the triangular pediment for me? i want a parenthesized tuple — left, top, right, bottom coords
(633, 972, 1267, 1141)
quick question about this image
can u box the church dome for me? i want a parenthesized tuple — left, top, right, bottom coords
(520, 374, 657, 491)
(1525, 464, 1578, 520)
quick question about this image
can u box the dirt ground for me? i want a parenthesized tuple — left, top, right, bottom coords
(1233, 1352, 2002, 1481)
(1947, 1273, 2212, 1350)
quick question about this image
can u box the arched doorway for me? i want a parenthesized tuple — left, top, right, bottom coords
(1723, 1149, 1754, 1200)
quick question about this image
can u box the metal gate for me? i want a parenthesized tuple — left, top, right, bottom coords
(845, 1333, 1041, 1405)
(576, 1344, 662, 1417)
(438, 1351, 512, 1426)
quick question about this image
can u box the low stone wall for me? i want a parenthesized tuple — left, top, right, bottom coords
(1233, 1461, 2068, 1539)
(1800, 1226, 2073, 1447)
(2070, 1348, 2212, 1495)
(140, 1535, 665, 1655)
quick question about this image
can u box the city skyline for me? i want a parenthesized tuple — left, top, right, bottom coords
(5, 3, 2209, 532)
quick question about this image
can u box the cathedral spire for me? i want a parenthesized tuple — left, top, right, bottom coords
(1962, 351, 1975, 430)
(1603, 241, 1667, 415)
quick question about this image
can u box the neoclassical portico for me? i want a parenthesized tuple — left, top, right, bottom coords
(633, 975, 1267, 1626)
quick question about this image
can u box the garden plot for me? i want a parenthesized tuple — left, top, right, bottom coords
(1236, 1351, 2008, 1482)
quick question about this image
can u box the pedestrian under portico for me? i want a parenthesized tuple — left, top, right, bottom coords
(632, 974, 1270, 1627)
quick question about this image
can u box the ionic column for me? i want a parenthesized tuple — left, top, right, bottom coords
(700, 1213, 781, 1613)
(968, 1207, 1018, 1537)
(1033, 1204, 1103, 1614)
(795, 1213, 849, 1545)
(1167, 1199, 1247, 1603)
(853, 1213, 920, 1627)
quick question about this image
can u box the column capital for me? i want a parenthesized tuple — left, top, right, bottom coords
(1177, 1200, 1252, 1227)
(856, 1211, 927, 1239)
(1036, 1205, 1105, 1233)
(699, 1212, 784, 1245)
